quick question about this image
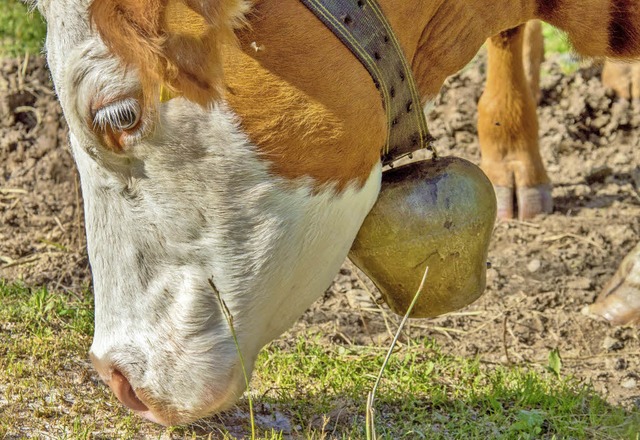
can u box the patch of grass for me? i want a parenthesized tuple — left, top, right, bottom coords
(542, 23, 582, 75)
(0, 0, 46, 56)
(3, 281, 637, 438)
(542, 23, 572, 56)
(247, 338, 640, 439)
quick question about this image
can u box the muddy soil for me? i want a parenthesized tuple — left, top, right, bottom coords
(1, 56, 87, 292)
(1, 53, 639, 413)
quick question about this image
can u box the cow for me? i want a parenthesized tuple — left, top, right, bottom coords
(33, 0, 640, 426)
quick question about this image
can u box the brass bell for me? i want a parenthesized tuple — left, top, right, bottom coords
(349, 156, 497, 318)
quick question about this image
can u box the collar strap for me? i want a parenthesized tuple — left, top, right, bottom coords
(299, 0, 436, 165)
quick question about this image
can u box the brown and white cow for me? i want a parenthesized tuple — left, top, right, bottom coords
(33, 0, 640, 426)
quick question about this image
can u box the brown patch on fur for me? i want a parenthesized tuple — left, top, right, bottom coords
(222, 0, 386, 190)
(410, 1, 531, 100)
(89, 0, 247, 107)
(535, 0, 562, 19)
(609, 0, 640, 55)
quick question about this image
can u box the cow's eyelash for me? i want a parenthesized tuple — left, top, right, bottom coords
(93, 98, 141, 132)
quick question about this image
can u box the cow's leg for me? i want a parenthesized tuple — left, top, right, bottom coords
(522, 20, 544, 103)
(602, 60, 640, 103)
(588, 243, 640, 325)
(596, 61, 640, 323)
(478, 22, 551, 220)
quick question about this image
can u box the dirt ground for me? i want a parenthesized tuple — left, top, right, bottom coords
(1, 51, 639, 415)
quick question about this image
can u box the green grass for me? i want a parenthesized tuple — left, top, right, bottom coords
(246, 340, 640, 439)
(0, 0, 46, 56)
(1, 281, 639, 439)
(540, 23, 584, 76)
(542, 23, 572, 56)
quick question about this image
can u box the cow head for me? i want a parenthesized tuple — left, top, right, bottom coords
(36, 0, 382, 425)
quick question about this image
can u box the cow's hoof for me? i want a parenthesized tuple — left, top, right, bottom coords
(586, 244, 640, 325)
(494, 184, 553, 220)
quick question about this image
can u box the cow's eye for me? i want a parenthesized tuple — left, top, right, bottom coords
(93, 98, 141, 132)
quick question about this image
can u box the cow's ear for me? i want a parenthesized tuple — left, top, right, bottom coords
(89, 0, 247, 106)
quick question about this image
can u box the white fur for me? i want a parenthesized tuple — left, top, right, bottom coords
(41, 7, 382, 424)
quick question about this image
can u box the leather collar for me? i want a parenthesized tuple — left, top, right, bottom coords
(299, 0, 436, 165)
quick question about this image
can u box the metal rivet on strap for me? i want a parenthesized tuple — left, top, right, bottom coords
(299, 0, 435, 165)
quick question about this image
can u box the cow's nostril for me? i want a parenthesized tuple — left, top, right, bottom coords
(108, 369, 149, 412)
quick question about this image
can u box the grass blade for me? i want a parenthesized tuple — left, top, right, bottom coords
(366, 265, 429, 440)
(209, 278, 256, 440)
